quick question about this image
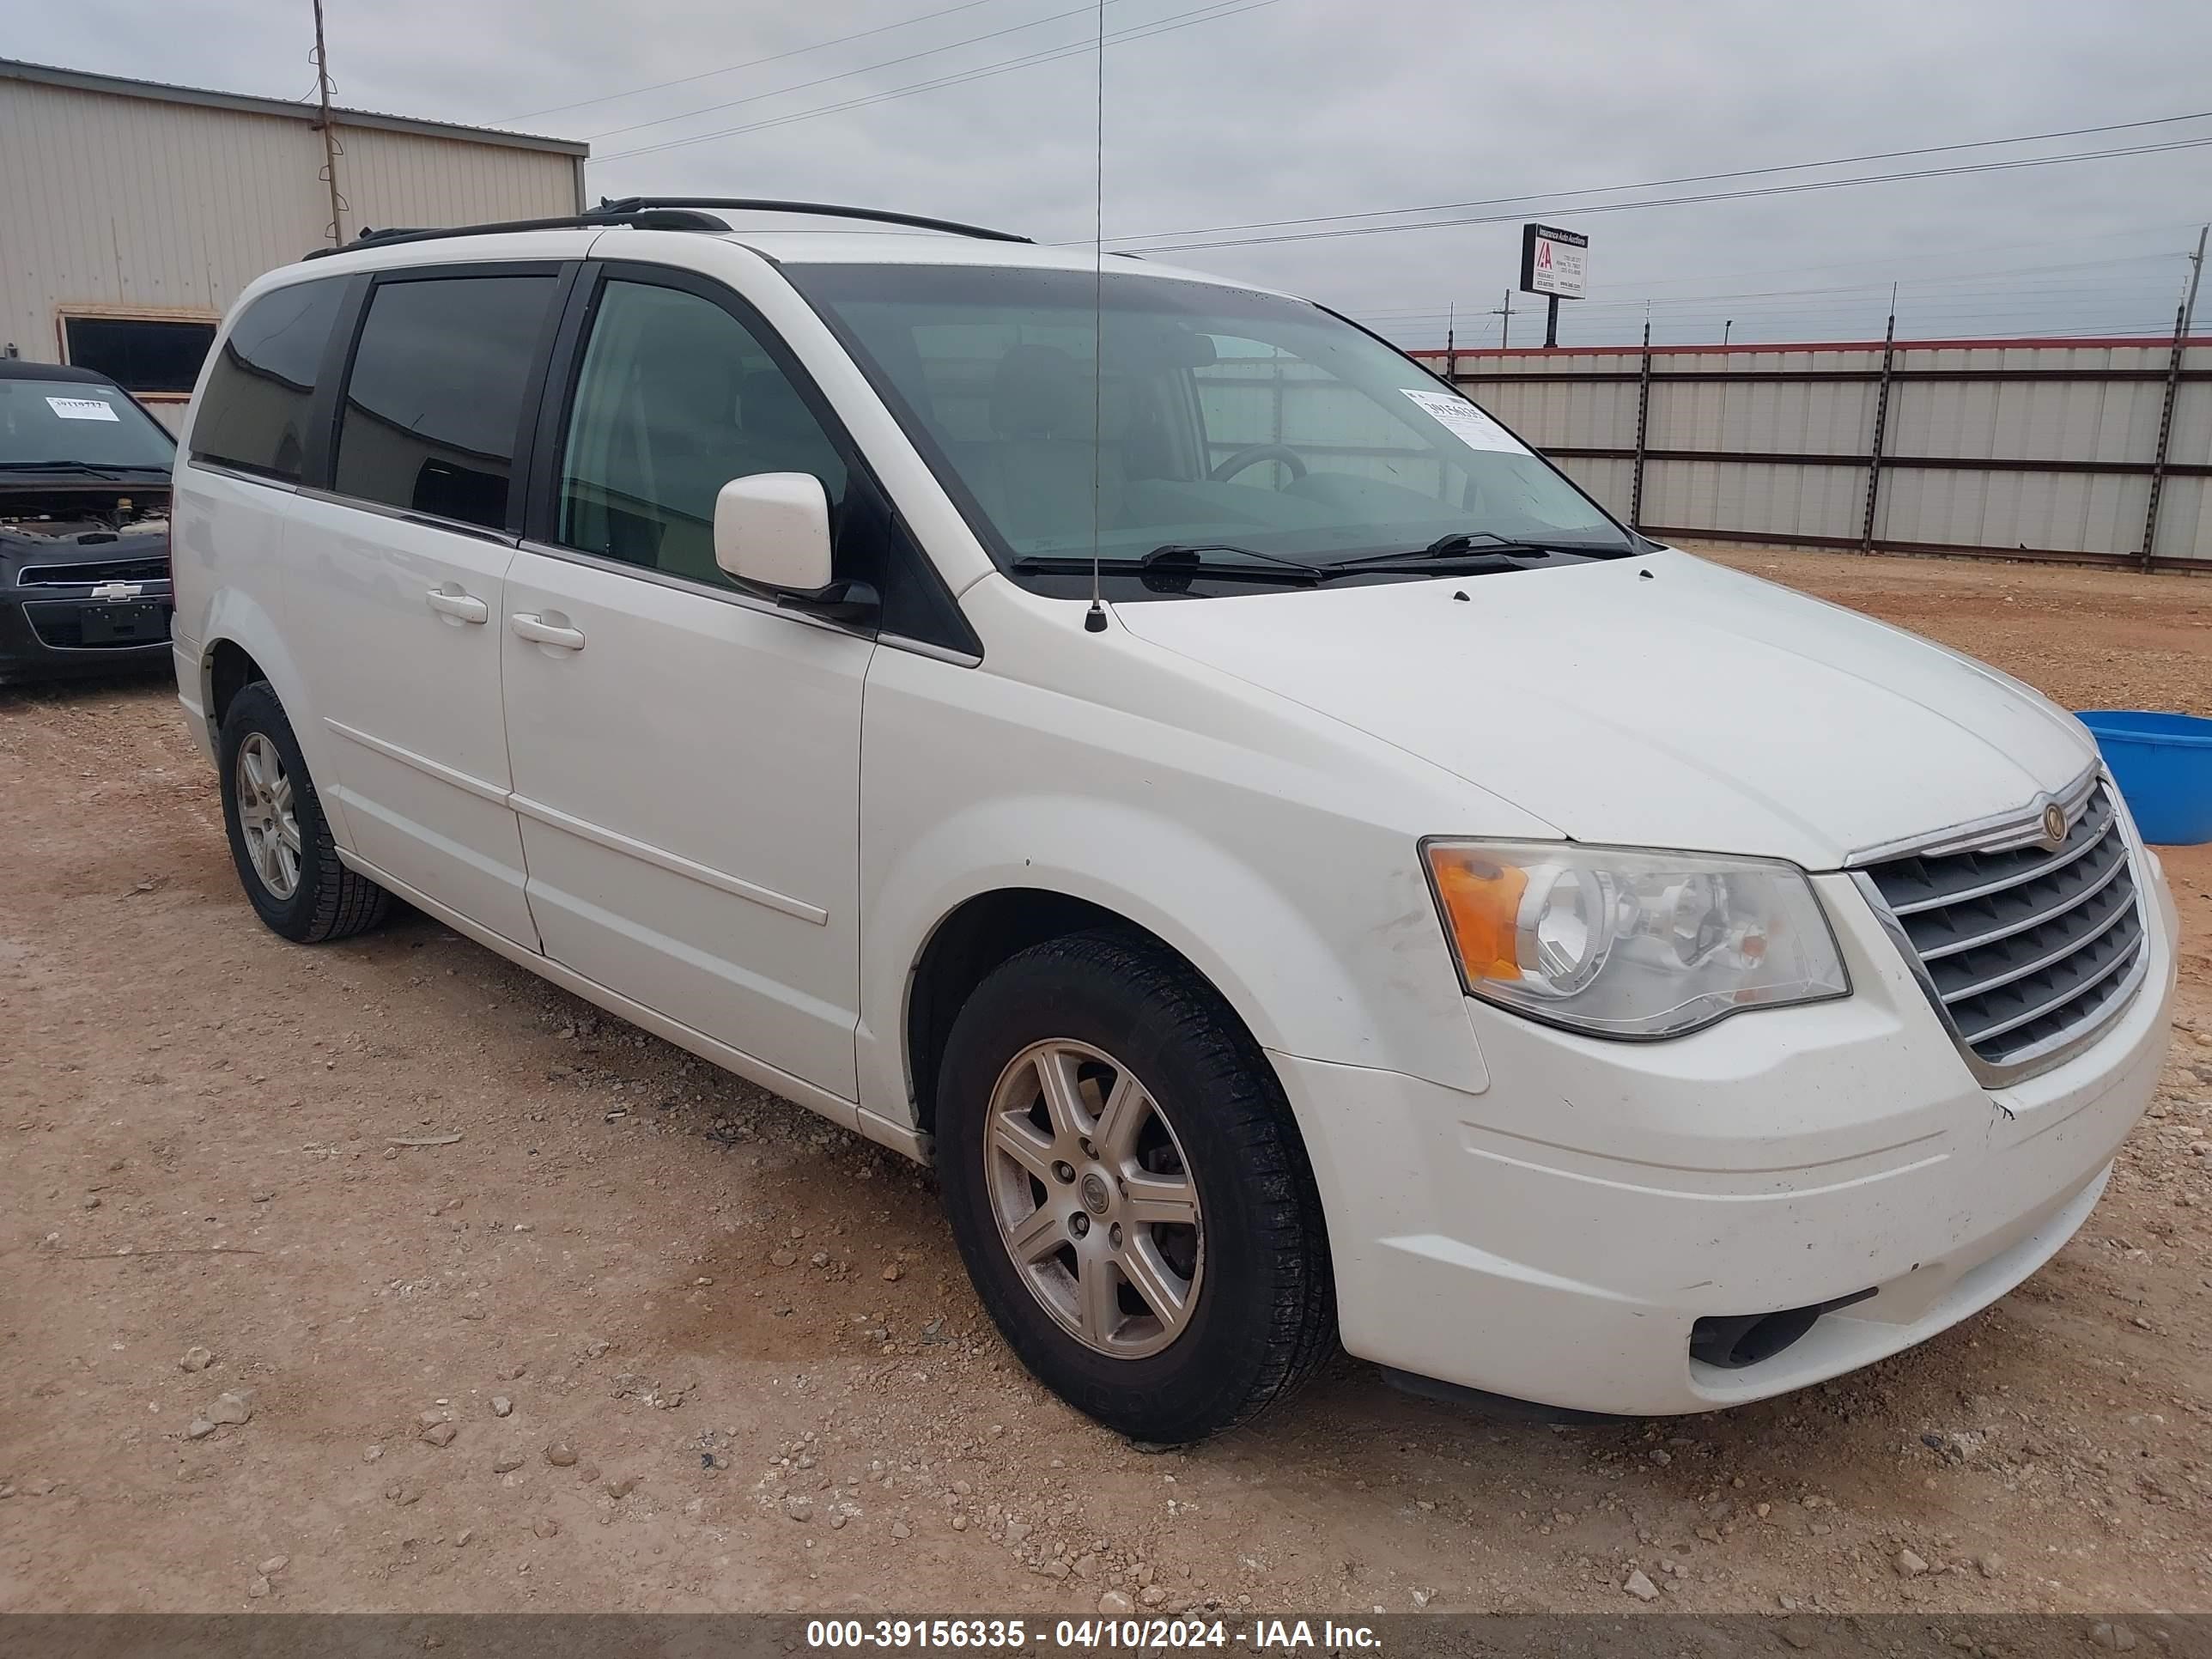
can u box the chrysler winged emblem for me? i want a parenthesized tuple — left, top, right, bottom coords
(2039, 802, 2069, 849)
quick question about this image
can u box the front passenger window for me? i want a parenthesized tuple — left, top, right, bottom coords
(558, 280, 848, 586)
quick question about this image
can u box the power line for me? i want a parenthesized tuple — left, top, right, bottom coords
(501, 0, 1012, 123)
(1097, 110, 2212, 246)
(583, 0, 1134, 141)
(592, 0, 1279, 164)
(1122, 137, 2212, 253)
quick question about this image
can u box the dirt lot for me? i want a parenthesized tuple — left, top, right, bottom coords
(2, 546, 2208, 1616)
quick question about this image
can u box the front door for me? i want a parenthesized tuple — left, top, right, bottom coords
(283, 267, 564, 946)
(500, 269, 872, 1099)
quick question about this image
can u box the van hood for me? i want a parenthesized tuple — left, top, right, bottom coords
(1113, 548, 2096, 870)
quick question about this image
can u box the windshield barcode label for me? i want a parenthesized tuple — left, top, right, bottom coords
(1400, 387, 1525, 454)
(46, 396, 122, 422)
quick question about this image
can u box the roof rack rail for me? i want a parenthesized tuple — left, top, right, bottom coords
(300, 197, 1031, 263)
(593, 197, 1031, 244)
(301, 205, 730, 259)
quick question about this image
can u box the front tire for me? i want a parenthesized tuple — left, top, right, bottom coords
(936, 930, 1334, 1443)
(218, 681, 391, 943)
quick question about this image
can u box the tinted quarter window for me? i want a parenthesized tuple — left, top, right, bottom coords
(336, 275, 556, 531)
(64, 316, 218, 395)
(558, 279, 846, 584)
(192, 280, 346, 481)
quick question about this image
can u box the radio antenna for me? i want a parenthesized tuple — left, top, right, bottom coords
(1082, 0, 1109, 633)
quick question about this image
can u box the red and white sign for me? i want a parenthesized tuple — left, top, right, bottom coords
(1520, 224, 1589, 301)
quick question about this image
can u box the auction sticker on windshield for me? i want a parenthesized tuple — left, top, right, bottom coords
(46, 397, 121, 422)
(1399, 387, 1524, 453)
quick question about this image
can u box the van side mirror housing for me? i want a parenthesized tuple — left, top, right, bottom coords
(712, 474, 879, 623)
(714, 472, 835, 593)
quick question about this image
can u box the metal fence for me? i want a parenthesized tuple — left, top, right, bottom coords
(1411, 334, 2212, 571)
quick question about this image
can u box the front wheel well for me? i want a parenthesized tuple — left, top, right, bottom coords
(907, 890, 1249, 1138)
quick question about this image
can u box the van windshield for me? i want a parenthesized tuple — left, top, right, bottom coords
(786, 263, 1630, 593)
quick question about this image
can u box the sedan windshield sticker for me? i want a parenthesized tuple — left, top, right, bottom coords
(1400, 387, 1526, 454)
(46, 396, 121, 422)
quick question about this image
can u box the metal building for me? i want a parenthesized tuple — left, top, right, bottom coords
(0, 58, 586, 428)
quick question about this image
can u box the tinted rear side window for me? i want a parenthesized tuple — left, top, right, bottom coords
(334, 275, 556, 531)
(192, 281, 346, 481)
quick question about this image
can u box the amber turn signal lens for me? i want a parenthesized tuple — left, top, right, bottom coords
(1426, 848, 1527, 983)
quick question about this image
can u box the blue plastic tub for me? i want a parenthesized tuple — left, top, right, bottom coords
(2075, 710, 2212, 845)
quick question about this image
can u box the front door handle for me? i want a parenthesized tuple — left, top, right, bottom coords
(510, 612, 586, 651)
(425, 586, 489, 624)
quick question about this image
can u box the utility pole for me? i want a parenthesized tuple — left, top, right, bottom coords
(2190, 222, 2209, 327)
(1491, 288, 1516, 349)
(1445, 301, 1455, 381)
(312, 0, 344, 246)
(1723, 319, 1733, 346)
(2140, 222, 2208, 570)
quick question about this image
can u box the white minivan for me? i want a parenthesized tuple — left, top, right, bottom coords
(171, 198, 2177, 1443)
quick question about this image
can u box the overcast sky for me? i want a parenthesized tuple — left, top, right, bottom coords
(16, 0, 2212, 347)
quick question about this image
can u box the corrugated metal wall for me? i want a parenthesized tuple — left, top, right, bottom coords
(337, 125, 579, 237)
(0, 76, 580, 428)
(1417, 338, 2212, 568)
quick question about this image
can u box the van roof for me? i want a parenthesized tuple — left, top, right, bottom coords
(709, 228, 1287, 289)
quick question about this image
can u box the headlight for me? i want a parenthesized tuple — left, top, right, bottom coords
(1422, 841, 1850, 1038)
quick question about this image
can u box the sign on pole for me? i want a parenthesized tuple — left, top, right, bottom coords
(1519, 224, 1589, 300)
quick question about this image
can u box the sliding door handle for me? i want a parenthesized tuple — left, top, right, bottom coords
(510, 612, 586, 651)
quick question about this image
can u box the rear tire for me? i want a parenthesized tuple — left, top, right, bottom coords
(936, 929, 1335, 1443)
(218, 680, 392, 943)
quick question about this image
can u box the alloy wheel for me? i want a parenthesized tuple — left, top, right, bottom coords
(982, 1038, 1205, 1358)
(235, 732, 302, 899)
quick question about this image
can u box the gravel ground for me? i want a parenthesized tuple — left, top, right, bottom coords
(1, 545, 2207, 1615)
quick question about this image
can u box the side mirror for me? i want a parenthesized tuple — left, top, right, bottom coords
(714, 472, 833, 592)
(712, 472, 879, 625)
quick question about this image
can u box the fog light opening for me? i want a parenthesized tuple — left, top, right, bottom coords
(1689, 1287, 1876, 1371)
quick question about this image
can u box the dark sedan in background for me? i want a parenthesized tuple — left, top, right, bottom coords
(1, 359, 176, 684)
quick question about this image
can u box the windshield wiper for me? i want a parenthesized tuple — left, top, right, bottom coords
(1012, 536, 1623, 589)
(1416, 531, 1632, 559)
(1145, 541, 1323, 570)
(0, 460, 132, 478)
(1012, 544, 1332, 586)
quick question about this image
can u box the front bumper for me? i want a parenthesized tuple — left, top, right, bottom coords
(1281, 860, 2179, 1416)
(0, 579, 174, 682)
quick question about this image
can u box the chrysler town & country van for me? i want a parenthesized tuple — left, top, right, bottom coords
(168, 199, 2178, 1443)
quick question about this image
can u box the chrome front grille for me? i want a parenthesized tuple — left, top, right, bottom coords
(1857, 773, 2147, 1082)
(15, 556, 170, 587)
